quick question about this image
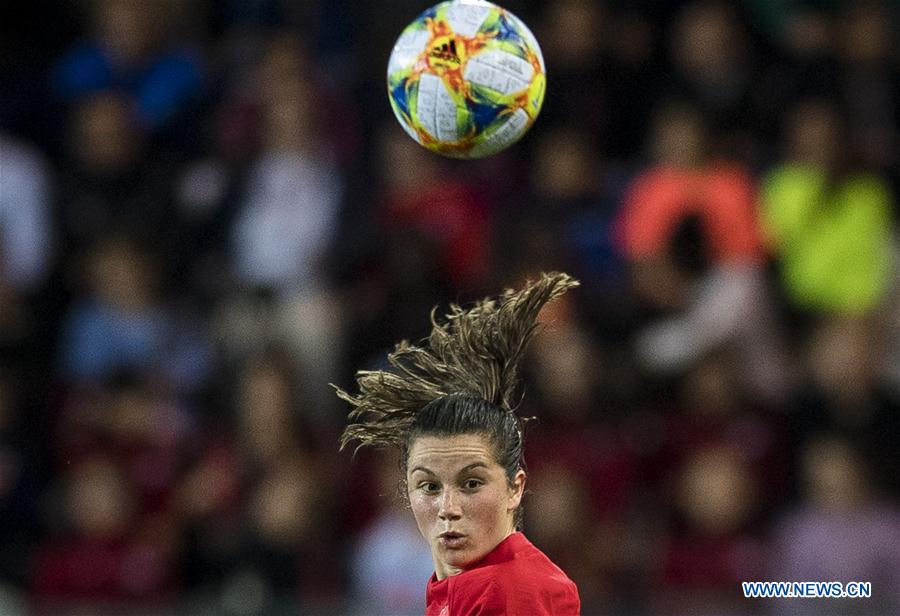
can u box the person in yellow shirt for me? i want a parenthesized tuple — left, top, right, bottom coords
(761, 99, 894, 316)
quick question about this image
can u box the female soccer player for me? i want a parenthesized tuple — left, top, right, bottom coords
(337, 272, 581, 615)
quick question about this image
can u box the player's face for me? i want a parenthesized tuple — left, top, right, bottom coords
(407, 433, 525, 580)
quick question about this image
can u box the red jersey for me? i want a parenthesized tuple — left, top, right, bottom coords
(425, 532, 580, 615)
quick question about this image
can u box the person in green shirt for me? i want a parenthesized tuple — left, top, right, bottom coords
(761, 98, 895, 316)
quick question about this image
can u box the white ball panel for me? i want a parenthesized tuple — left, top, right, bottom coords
(444, 3, 492, 37)
(416, 73, 459, 142)
(388, 29, 431, 77)
(469, 107, 530, 157)
(464, 50, 533, 95)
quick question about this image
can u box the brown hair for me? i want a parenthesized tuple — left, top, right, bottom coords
(335, 272, 579, 526)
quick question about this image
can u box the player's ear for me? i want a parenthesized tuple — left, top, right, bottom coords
(508, 469, 526, 510)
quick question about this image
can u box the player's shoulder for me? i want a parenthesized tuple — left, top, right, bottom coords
(516, 541, 578, 590)
(465, 559, 580, 615)
(484, 537, 578, 595)
(450, 535, 579, 614)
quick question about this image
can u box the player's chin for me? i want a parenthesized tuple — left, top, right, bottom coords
(438, 542, 487, 567)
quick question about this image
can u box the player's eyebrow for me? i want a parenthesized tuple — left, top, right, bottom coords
(409, 462, 488, 476)
(458, 462, 489, 474)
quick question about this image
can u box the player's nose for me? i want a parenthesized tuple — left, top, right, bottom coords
(437, 489, 462, 520)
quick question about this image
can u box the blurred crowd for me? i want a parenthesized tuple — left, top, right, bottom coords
(1, 0, 899, 614)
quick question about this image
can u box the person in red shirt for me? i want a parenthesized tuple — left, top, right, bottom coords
(337, 273, 581, 615)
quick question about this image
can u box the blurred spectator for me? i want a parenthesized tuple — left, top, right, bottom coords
(529, 318, 599, 423)
(665, 1, 769, 162)
(330, 121, 494, 378)
(0, 132, 57, 606)
(654, 443, 766, 614)
(55, 90, 178, 263)
(211, 33, 347, 414)
(648, 348, 790, 504)
(178, 349, 338, 614)
(171, 31, 358, 306)
(536, 1, 611, 150)
(526, 465, 602, 608)
(632, 347, 786, 612)
(772, 435, 900, 614)
(617, 100, 790, 402)
(52, 373, 193, 500)
(804, 318, 884, 426)
(51, 0, 204, 136)
(618, 101, 764, 273)
(0, 132, 54, 292)
(516, 125, 643, 343)
(536, 0, 657, 158)
(833, 1, 899, 181)
(348, 450, 433, 615)
(495, 126, 595, 283)
(760, 98, 895, 317)
(57, 233, 211, 392)
(0, 132, 54, 353)
(792, 316, 900, 495)
(512, 127, 605, 273)
(374, 122, 492, 292)
(337, 223, 450, 385)
(229, 70, 342, 292)
(30, 453, 176, 610)
(522, 299, 644, 612)
(182, 29, 361, 305)
(752, 0, 840, 147)
(36, 371, 196, 614)
(231, 349, 319, 466)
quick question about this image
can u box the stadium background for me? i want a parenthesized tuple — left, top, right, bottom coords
(1, 0, 898, 614)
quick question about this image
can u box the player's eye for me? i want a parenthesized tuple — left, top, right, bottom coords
(463, 478, 483, 490)
(419, 482, 439, 494)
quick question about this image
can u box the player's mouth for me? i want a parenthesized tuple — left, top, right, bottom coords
(438, 531, 467, 549)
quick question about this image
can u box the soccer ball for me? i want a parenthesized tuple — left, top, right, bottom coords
(386, 0, 546, 159)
